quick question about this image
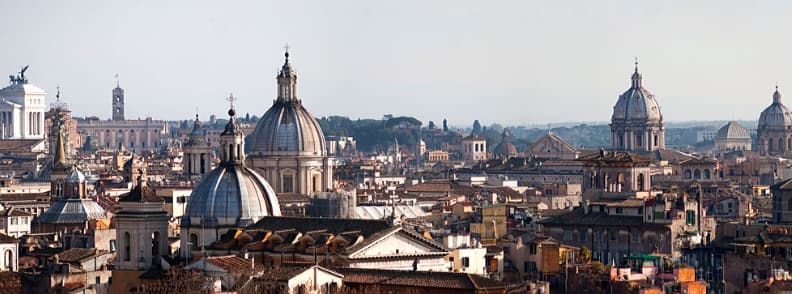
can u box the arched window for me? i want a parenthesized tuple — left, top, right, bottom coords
(780, 138, 785, 152)
(4, 250, 12, 270)
(152, 231, 160, 257)
(684, 170, 692, 179)
(694, 169, 701, 179)
(637, 174, 645, 191)
(703, 169, 711, 179)
(123, 232, 131, 261)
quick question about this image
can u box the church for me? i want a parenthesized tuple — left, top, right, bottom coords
(246, 52, 334, 195)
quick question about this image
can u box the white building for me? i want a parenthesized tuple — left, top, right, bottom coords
(0, 233, 18, 272)
(0, 207, 32, 237)
(0, 67, 46, 140)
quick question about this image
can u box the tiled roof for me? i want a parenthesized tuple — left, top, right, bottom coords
(119, 183, 160, 203)
(248, 216, 390, 238)
(538, 207, 665, 228)
(0, 233, 16, 244)
(589, 198, 646, 208)
(205, 255, 261, 275)
(56, 248, 97, 263)
(0, 208, 31, 217)
(577, 150, 650, 164)
(36, 198, 107, 224)
(338, 268, 506, 290)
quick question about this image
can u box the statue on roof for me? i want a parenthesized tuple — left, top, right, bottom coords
(9, 65, 29, 85)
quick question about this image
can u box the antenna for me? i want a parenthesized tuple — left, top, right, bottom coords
(227, 93, 236, 110)
(114, 73, 119, 88)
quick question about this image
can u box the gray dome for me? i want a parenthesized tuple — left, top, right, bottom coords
(611, 66, 663, 123)
(758, 88, 792, 130)
(37, 199, 107, 224)
(716, 121, 750, 139)
(249, 53, 327, 157)
(183, 164, 281, 228)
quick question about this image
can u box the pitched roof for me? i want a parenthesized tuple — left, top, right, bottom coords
(338, 268, 506, 290)
(0, 233, 16, 244)
(56, 248, 97, 264)
(204, 255, 261, 275)
(537, 207, 665, 228)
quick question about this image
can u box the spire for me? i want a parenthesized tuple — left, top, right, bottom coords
(53, 123, 68, 169)
(631, 58, 642, 88)
(774, 84, 782, 104)
(56, 85, 61, 102)
(114, 73, 120, 88)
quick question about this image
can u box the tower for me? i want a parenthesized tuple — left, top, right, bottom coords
(50, 125, 70, 198)
(114, 172, 169, 272)
(183, 114, 213, 178)
(112, 75, 125, 121)
(610, 61, 665, 151)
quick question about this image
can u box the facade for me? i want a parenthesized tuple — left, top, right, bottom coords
(0, 207, 32, 238)
(526, 132, 579, 160)
(247, 52, 334, 195)
(579, 150, 653, 199)
(181, 106, 281, 258)
(78, 117, 168, 152)
(772, 178, 792, 223)
(610, 62, 665, 151)
(757, 87, 792, 156)
(0, 67, 46, 140)
(714, 121, 752, 152)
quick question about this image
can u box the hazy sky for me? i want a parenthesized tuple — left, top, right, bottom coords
(2, 1, 792, 126)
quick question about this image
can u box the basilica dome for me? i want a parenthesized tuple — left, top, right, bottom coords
(716, 121, 750, 140)
(248, 52, 327, 157)
(758, 87, 792, 130)
(185, 115, 206, 146)
(611, 66, 663, 123)
(183, 108, 281, 229)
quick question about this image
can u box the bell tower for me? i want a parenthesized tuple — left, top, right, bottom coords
(112, 74, 125, 121)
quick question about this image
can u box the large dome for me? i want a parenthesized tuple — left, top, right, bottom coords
(716, 121, 750, 140)
(183, 107, 281, 228)
(494, 129, 517, 158)
(183, 164, 281, 228)
(248, 53, 327, 157)
(758, 88, 792, 130)
(611, 65, 663, 123)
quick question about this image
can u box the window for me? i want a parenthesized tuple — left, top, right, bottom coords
(10, 218, 16, 225)
(190, 234, 199, 251)
(616, 207, 624, 214)
(282, 174, 294, 193)
(684, 170, 692, 179)
(177, 196, 186, 203)
(704, 169, 711, 179)
(610, 231, 616, 241)
(686, 210, 696, 225)
(109, 240, 117, 252)
(579, 229, 587, 241)
(123, 233, 130, 261)
(152, 231, 160, 257)
(529, 244, 537, 255)
(637, 174, 645, 191)
(632, 231, 640, 242)
(694, 169, 701, 179)
(563, 229, 572, 241)
(462, 257, 470, 268)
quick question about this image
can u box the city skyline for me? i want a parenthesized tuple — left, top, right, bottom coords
(3, 1, 792, 125)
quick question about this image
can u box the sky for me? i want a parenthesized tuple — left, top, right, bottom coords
(2, 1, 792, 127)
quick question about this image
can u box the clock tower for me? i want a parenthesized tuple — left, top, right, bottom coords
(112, 75, 125, 121)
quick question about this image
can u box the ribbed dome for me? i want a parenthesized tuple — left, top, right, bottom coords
(65, 168, 86, 183)
(37, 199, 107, 224)
(611, 64, 663, 123)
(716, 121, 750, 139)
(758, 88, 792, 130)
(249, 53, 327, 157)
(183, 164, 281, 227)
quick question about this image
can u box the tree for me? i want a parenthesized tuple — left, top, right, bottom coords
(577, 246, 592, 264)
(442, 118, 449, 132)
(428, 121, 436, 130)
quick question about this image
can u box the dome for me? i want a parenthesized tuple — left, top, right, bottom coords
(37, 199, 107, 224)
(249, 53, 327, 157)
(716, 121, 750, 140)
(183, 105, 281, 228)
(758, 87, 792, 130)
(611, 64, 663, 123)
(65, 168, 86, 183)
(183, 163, 281, 227)
(494, 129, 517, 157)
(185, 115, 206, 146)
